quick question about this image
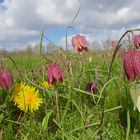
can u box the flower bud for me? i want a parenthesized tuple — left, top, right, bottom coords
(85, 82, 98, 94)
(0, 70, 13, 90)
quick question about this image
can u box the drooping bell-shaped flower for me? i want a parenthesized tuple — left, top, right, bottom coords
(123, 50, 136, 81)
(0, 70, 13, 90)
(111, 41, 118, 49)
(133, 35, 140, 49)
(85, 82, 98, 94)
(122, 50, 140, 81)
(133, 51, 140, 76)
(47, 64, 63, 85)
(72, 34, 88, 53)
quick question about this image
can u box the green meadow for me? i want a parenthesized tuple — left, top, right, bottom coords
(0, 47, 140, 140)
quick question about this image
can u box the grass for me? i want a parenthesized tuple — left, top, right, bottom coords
(0, 50, 140, 140)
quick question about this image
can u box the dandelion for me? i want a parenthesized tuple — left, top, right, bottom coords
(85, 82, 98, 94)
(0, 70, 13, 90)
(12, 83, 43, 112)
(133, 34, 140, 49)
(41, 81, 54, 89)
(72, 34, 88, 53)
(47, 64, 63, 85)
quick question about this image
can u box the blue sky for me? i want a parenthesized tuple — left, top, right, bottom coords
(0, 0, 140, 51)
(0, 0, 4, 3)
(0, 0, 6, 10)
(46, 27, 75, 43)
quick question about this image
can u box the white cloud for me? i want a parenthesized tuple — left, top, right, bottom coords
(0, 0, 80, 50)
(0, 0, 140, 50)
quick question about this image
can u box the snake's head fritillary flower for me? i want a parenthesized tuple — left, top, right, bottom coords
(111, 41, 118, 49)
(132, 50, 140, 77)
(47, 64, 63, 85)
(72, 34, 88, 53)
(133, 35, 140, 49)
(123, 50, 136, 81)
(0, 70, 13, 90)
(85, 82, 98, 94)
(122, 50, 140, 81)
(12, 83, 43, 112)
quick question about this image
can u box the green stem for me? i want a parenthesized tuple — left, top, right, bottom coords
(70, 0, 81, 25)
(125, 80, 131, 140)
(5, 119, 24, 125)
(0, 57, 4, 69)
(60, 80, 72, 125)
(42, 32, 66, 59)
(108, 28, 140, 80)
(104, 105, 122, 113)
(56, 92, 60, 121)
(70, 122, 100, 133)
(40, 32, 52, 63)
(65, 0, 80, 53)
(126, 107, 130, 140)
(65, 26, 77, 53)
(62, 2, 81, 124)
(1, 56, 24, 81)
(98, 28, 140, 139)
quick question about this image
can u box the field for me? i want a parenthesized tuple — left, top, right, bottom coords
(0, 46, 140, 140)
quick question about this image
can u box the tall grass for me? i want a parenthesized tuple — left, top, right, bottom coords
(0, 48, 140, 140)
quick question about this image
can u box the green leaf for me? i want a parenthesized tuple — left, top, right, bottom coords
(42, 111, 52, 132)
(0, 89, 3, 97)
(130, 84, 140, 112)
(0, 113, 4, 123)
(71, 99, 83, 119)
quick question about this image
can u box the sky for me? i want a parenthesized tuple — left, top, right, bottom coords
(0, 0, 140, 51)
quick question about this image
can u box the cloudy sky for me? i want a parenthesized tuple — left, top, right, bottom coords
(0, 0, 140, 51)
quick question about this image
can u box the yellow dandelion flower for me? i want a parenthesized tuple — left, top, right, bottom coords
(41, 81, 54, 89)
(12, 83, 27, 104)
(12, 83, 43, 112)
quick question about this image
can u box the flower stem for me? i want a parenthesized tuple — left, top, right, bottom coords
(41, 32, 66, 59)
(126, 108, 130, 140)
(56, 92, 60, 122)
(125, 81, 131, 140)
(0, 57, 4, 69)
(60, 80, 72, 125)
(1, 56, 24, 81)
(70, 0, 81, 25)
(98, 28, 140, 139)
(40, 32, 53, 63)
